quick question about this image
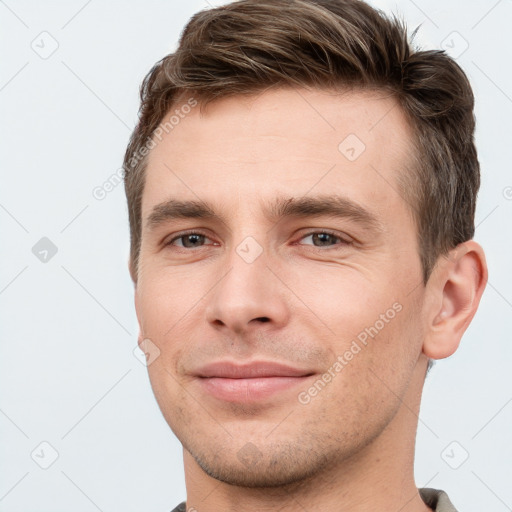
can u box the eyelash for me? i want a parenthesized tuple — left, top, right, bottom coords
(165, 229, 351, 251)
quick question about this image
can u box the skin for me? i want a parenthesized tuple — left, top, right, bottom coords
(131, 87, 487, 512)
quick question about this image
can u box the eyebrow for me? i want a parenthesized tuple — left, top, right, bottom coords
(144, 194, 384, 235)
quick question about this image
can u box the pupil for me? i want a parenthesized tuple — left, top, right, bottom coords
(314, 233, 332, 246)
(184, 234, 203, 247)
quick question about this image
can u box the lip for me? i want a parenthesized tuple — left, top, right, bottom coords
(195, 361, 313, 379)
(194, 361, 315, 403)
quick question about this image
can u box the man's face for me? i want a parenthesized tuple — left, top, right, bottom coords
(134, 87, 429, 486)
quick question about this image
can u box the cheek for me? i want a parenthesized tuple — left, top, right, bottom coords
(310, 311, 420, 435)
(294, 266, 421, 389)
(136, 267, 205, 335)
(289, 265, 401, 339)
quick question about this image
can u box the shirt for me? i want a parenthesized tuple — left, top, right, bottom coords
(171, 487, 458, 511)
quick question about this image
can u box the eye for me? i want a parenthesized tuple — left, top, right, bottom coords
(298, 230, 350, 248)
(164, 229, 350, 251)
(166, 231, 216, 249)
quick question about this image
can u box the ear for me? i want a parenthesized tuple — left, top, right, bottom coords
(129, 259, 145, 347)
(134, 289, 145, 348)
(422, 241, 487, 360)
(128, 256, 138, 286)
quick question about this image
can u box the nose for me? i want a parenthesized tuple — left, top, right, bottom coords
(205, 242, 290, 336)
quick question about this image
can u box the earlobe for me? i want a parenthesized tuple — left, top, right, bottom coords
(423, 241, 487, 360)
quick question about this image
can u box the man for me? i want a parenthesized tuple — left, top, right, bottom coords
(123, 1, 487, 510)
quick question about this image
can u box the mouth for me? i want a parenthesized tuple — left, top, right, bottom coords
(194, 361, 316, 403)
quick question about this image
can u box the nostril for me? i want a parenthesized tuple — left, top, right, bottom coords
(256, 317, 270, 323)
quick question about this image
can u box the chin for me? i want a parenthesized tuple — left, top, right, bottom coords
(188, 441, 332, 489)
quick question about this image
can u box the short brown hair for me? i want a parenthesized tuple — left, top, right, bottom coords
(123, 0, 479, 285)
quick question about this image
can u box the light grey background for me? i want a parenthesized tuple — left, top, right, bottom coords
(1, 1, 511, 511)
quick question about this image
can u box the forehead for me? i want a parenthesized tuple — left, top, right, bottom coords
(142, 87, 416, 229)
